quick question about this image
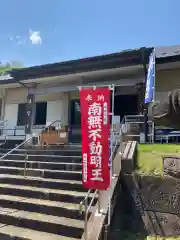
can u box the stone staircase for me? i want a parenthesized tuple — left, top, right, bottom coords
(0, 145, 91, 239)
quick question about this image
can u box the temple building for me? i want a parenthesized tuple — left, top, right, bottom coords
(0, 45, 180, 144)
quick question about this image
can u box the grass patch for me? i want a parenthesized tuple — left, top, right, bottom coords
(137, 144, 180, 176)
(118, 233, 180, 240)
(147, 237, 180, 240)
(112, 230, 180, 239)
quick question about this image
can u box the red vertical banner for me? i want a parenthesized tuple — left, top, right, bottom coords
(80, 88, 110, 190)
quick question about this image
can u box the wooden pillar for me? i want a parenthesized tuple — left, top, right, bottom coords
(136, 82, 145, 114)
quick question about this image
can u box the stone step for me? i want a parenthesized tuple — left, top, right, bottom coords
(0, 144, 87, 239)
(0, 194, 87, 220)
(0, 144, 81, 150)
(0, 153, 82, 162)
(0, 207, 83, 238)
(0, 148, 82, 156)
(28, 144, 82, 150)
(0, 174, 85, 191)
(0, 166, 82, 180)
(27, 144, 82, 151)
(0, 183, 93, 204)
(3, 140, 25, 150)
(0, 160, 81, 171)
(0, 224, 78, 240)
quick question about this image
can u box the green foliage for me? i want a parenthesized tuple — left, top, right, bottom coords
(0, 61, 23, 76)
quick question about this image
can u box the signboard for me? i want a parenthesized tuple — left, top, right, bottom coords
(145, 49, 155, 104)
(80, 88, 111, 190)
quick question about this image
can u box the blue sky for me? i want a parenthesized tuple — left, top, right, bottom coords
(0, 0, 180, 66)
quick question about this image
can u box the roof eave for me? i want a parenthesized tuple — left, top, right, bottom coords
(10, 47, 153, 81)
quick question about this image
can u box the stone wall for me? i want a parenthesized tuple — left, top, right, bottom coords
(121, 150, 180, 237)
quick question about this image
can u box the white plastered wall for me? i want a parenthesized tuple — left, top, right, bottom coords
(36, 92, 68, 125)
(4, 87, 69, 128)
(69, 91, 79, 100)
(4, 88, 27, 129)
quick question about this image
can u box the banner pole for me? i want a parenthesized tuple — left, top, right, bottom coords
(152, 49, 156, 143)
(107, 84, 115, 227)
(110, 84, 115, 178)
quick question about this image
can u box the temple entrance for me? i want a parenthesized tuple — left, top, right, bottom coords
(69, 99, 81, 143)
(69, 93, 138, 143)
(114, 94, 138, 122)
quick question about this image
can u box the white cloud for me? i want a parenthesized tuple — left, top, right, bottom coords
(29, 30, 42, 45)
(8, 35, 26, 45)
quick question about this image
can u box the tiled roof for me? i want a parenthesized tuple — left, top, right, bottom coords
(155, 45, 180, 58)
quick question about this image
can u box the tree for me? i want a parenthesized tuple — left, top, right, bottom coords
(0, 61, 23, 76)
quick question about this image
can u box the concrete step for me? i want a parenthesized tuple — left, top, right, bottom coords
(3, 140, 25, 150)
(0, 174, 85, 191)
(27, 144, 82, 151)
(0, 145, 87, 238)
(0, 153, 82, 162)
(0, 183, 93, 204)
(0, 166, 82, 180)
(0, 194, 87, 220)
(0, 144, 81, 150)
(0, 224, 78, 240)
(0, 207, 83, 238)
(0, 160, 81, 171)
(0, 148, 82, 156)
